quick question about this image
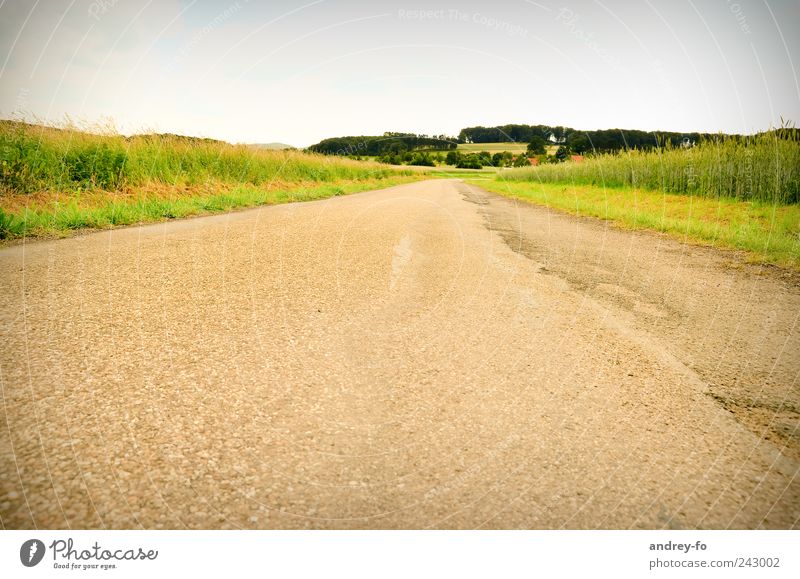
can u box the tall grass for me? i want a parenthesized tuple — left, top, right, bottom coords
(0, 120, 402, 193)
(501, 131, 800, 204)
(0, 120, 419, 238)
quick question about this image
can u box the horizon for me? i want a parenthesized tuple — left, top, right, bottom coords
(1, 116, 789, 150)
(1, 0, 798, 147)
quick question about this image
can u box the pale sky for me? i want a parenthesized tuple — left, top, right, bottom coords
(1, 0, 798, 146)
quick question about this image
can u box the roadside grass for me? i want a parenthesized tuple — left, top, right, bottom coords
(0, 177, 420, 239)
(502, 131, 800, 204)
(471, 180, 800, 269)
(0, 120, 424, 239)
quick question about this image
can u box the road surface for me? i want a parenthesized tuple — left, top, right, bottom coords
(1, 179, 798, 529)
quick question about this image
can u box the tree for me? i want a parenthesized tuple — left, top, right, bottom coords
(527, 136, 547, 155)
(554, 145, 570, 162)
(512, 155, 531, 167)
(456, 154, 483, 169)
(567, 134, 591, 154)
(409, 153, 434, 166)
(496, 151, 514, 167)
(492, 152, 515, 167)
(445, 150, 461, 166)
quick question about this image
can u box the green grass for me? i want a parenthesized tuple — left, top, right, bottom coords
(472, 180, 800, 269)
(0, 178, 419, 238)
(501, 132, 800, 204)
(480, 132, 800, 268)
(0, 120, 424, 238)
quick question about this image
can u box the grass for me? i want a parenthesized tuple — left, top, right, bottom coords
(0, 178, 420, 238)
(478, 132, 800, 268)
(451, 142, 560, 155)
(455, 142, 529, 154)
(0, 120, 424, 239)
(501, 131, 800, 204)
(472, 180, 800, 269)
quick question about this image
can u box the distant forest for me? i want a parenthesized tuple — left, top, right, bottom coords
(307, 133, 457, 156)
(308, 124, 738, 157)
(457, 124, 710, 153)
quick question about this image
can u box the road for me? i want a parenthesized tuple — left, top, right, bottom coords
(1, 179, 798, 529)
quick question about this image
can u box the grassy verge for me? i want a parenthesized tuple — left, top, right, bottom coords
(501, 131, 800, 204)
(0, 176, 421, 239)
(0, 120, 426, 239)
(470, 180, 800, 269)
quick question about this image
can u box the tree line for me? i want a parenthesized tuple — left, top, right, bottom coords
(307, 132, 456, 156)
(307, 126, 709, 157)
(458, 124, 709, 153)
(307, 125, 798, 161)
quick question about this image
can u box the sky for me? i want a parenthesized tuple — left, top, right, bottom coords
(0, 0, 798, 147)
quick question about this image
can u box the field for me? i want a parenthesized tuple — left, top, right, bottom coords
(455, 142, 529, 154)
(473, 132, 800, 268)
(413, 142, 535, 155)
(501, 131, 800, 203)
(0, 121, 422, 238)
(453, 142, 560, 155)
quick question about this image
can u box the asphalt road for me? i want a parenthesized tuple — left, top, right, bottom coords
(1, 179, 798, 529)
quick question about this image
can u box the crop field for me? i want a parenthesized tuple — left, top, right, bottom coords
(456, 142, 531, 154)
(0, 121, 421, 238)
(500, 131, 800, 203)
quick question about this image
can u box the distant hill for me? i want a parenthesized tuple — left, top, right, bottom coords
(247, 142, 295, 150)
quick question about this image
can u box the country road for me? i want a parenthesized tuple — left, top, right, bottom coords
(1, 179, 798, 529)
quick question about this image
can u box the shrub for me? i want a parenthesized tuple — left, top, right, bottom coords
(456, 154, 483, 169)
